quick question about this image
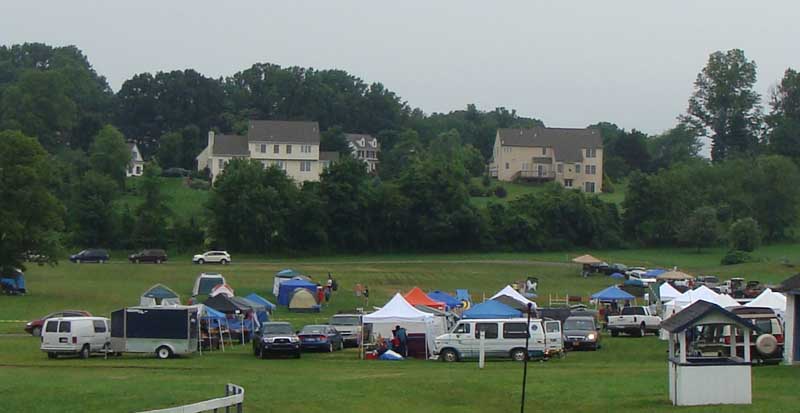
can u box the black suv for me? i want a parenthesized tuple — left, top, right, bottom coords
(129, 249, 168, 264)
(69, 249, 110, 263)
(252, 322, 301, 359)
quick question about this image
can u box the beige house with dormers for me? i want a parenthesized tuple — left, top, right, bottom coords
(489, 127, 603, 193)
(196, 120, 336, 183)
(345, 133, 380, 173)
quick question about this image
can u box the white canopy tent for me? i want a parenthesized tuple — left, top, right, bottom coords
(661, 286, 739, 340)
(659, 283, 682, 302)
(745, 288, 787, 318)
(490, 285, 537, 310)
(362, 293, 438, 357)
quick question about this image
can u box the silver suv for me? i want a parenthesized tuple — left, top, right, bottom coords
(329, 314, 362, 347)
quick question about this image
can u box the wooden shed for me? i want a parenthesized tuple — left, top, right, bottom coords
(774, 274, 800, 365)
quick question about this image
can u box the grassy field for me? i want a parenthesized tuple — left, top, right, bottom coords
(470, 178, 626, 208)
(118, 177, 210, 222)
(0, 245, 798, 412)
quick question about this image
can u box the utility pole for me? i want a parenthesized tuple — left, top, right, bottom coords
(520, 302, 532, 413)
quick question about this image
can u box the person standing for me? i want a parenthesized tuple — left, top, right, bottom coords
(363, 286, 370, 307)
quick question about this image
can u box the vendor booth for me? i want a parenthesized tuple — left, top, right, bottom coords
(362, 293, 437, 358)
(661, 301, 756, 406)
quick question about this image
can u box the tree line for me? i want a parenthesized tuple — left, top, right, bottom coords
(1, 43, 800, 270)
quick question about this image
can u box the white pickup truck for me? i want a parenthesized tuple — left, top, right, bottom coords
(607, 306, 661, 337)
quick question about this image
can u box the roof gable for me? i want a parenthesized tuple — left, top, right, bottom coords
(212, 134, 249, 156)
(660, 300, 758, 333)
(345, 133, 380, 150)
(497, 127, 602, 163)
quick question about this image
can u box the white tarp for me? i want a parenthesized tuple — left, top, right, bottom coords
(745, 288, 787, 315)
(363, 293, 437, 356)
(659, 283, 681, 302)
(490, 285, 537, 309)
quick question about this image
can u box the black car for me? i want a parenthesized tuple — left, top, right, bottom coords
(563, 316, 601, 351)
(129, 249, 168, 264)
(69, 249, 109, 263)
(252, 322, 301, 359)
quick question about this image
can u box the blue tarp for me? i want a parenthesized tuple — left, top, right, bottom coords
(462, 300, 522, 319)
(455, 289, 471, 302)
(202, 306, 228, 328)
(277, 279, 317, 306)
(591, 285, 635, 301)
(610, 272, 625, 279)
(428, 291, 462, 309)
(644, 268, 666, 278)
(244, 293, 276, 312)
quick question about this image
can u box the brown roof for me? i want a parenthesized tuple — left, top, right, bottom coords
(345, 133, 380, 150)
(247, 120, 320, 144)
(775, 274, 800, 294)
(319, 151, 340, 161)
(212, 134, 249, 156)
(497, 127, 602, 163)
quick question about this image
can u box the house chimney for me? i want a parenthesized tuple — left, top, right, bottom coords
(208, 131, 215, 151)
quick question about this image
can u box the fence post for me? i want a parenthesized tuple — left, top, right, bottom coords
(478, 330, 486, 369)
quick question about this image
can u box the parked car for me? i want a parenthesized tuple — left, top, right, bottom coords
(298, 325, 344, 352)
(719, 277, 746, 298)
(252, 322, 301, 358)
(329, 314, 363, 347)
(192, 251, 231, 265)
(0, 267, 26, 295)
(26, 310, 92, 336)
(69, 249, 109, 263)
(604, 263, 628, 275)
(696, 275, 720, 288)
(743, 281, 765, 299)
(695, 306, 784, 364)
(40, 317, 110, 359)
(607, 306, 661, 337)
(563, 316, 601, 351)
(129, 249, 168, 264)
(434, 318, 563, 362)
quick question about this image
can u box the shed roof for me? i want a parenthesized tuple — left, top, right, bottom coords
(497, 127, 602, 163)
(774, 274, 800, 294)
(212, 134, 249, 156)
(660, 300, 758, 333)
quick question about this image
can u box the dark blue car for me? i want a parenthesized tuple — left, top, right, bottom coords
(298, 325, 344, 352)
(69, 249, 109, 264)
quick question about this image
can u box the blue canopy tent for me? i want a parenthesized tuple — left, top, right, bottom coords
(462, 300, 522, 319)
(591, 286, 635, 302)
(610, 272, 625, 279)
(244, 293, 276, 313)
(455, 289, 471, 303)
(428, 291, 462, 310)
(201, 306, 230, 351)
(277, 279, 317, 306)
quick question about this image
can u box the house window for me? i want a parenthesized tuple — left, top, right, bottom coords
(541, 147, 546, 155)
(589, 165, 597, 175)
(585, 148, 596, 158)
(300, 160, 312, 172)
(564, 179, 573, 188)
(273, 144, 279, 154)
(575, 164, 582, 174)
(505, 162, 509, 170)
(300, 144, 311, 153)
(135, 166, 141, 174)
(585, 182, 596, 193)
(276, 160, 286, 170)
(504, 147, 511, 153)
(218, 159, 224, 169)
(557, 163, 563, 173)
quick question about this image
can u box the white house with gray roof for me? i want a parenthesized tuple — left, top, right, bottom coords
(488, 127, 603, 193)
(196, 120, 339, 183)
(345, 133, 380, 172)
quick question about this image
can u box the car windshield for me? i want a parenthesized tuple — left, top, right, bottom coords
(301, 326, 327, 334)
(564, 319, 594, 330)
(263, 324, 293, 335)
(331, 316, 360, 325)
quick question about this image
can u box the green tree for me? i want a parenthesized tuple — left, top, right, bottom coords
(156, 131, 182, 168)
(89, 125, 130, 187)
(767, 68, 800, 162)
(319, 156, 372, 251)
(133, 163, 171, 247)
(728, 217, 761, 252)
(68, 171, 119, 247)
(320, 126, 351, 154)
(0, 130, 63, 270)
(649, 123, 703, 170)
(677, 206, 721, 252)
(683, 49, 762, 161)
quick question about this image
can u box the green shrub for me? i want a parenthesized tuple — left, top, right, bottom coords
(602, 174, 615, 193)
(494, 185, 508, 198)
(188, 179, 211, 190)
(728, 217, 761, 252)
(469, 184, 485, 197)
(481, 175, 491, 188)
(721, 249, 752, 265)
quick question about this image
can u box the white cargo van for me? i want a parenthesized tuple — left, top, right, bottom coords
(434, 318, 563, 362)
(40, 317, 111, 359)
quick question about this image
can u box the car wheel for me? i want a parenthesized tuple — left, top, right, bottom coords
(259, 347, 266, 359)
(328, 342, 334, 353)
(197, 259, 205, 265)
(47, 352, 57, 359)
(156, 346, 172, 359)
(76, 259, 81, 264)
(510, 348, 527, 362)
(639, 323, 646, 337)
(339, 341, 344, 351)
(440, 349, 458, 362)
(32, 327, 42, 337)
(155, 259, 161, 264)
(79, 344, 90, 359)
(294, 352, 301, 359)
(221, 259, 228, 265)
(135, 259, 140, 264)
(611, 330, 619, 337)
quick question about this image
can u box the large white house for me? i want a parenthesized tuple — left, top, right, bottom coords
(196, 120, 340, 182)
(126, 142, 144, 177)
(345, 133, 380, 173)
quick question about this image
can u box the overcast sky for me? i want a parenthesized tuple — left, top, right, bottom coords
(2, 0, 799, 134)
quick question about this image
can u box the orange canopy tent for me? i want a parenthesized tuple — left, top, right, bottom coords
(404, 287, 446, 311)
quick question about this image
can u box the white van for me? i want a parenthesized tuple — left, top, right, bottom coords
(434, 318, 563, 362)
(40, 317, 111, 359)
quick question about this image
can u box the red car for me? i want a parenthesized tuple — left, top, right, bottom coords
(25, 310, 92, 336)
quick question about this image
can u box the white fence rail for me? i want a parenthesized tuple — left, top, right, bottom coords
(138, 383, 244, 413)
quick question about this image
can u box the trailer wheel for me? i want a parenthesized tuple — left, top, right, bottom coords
(156, 346, 172, 359)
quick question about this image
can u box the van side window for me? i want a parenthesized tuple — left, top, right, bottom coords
(503, 322, 529, 339)
(93, 320, 107, 333)
(475, 323, 498, 339)
(545, 322, 561, 333)
(58, 321, 71, 333)
(453, 323, 470, 334)
(45, 321, 58, 333)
